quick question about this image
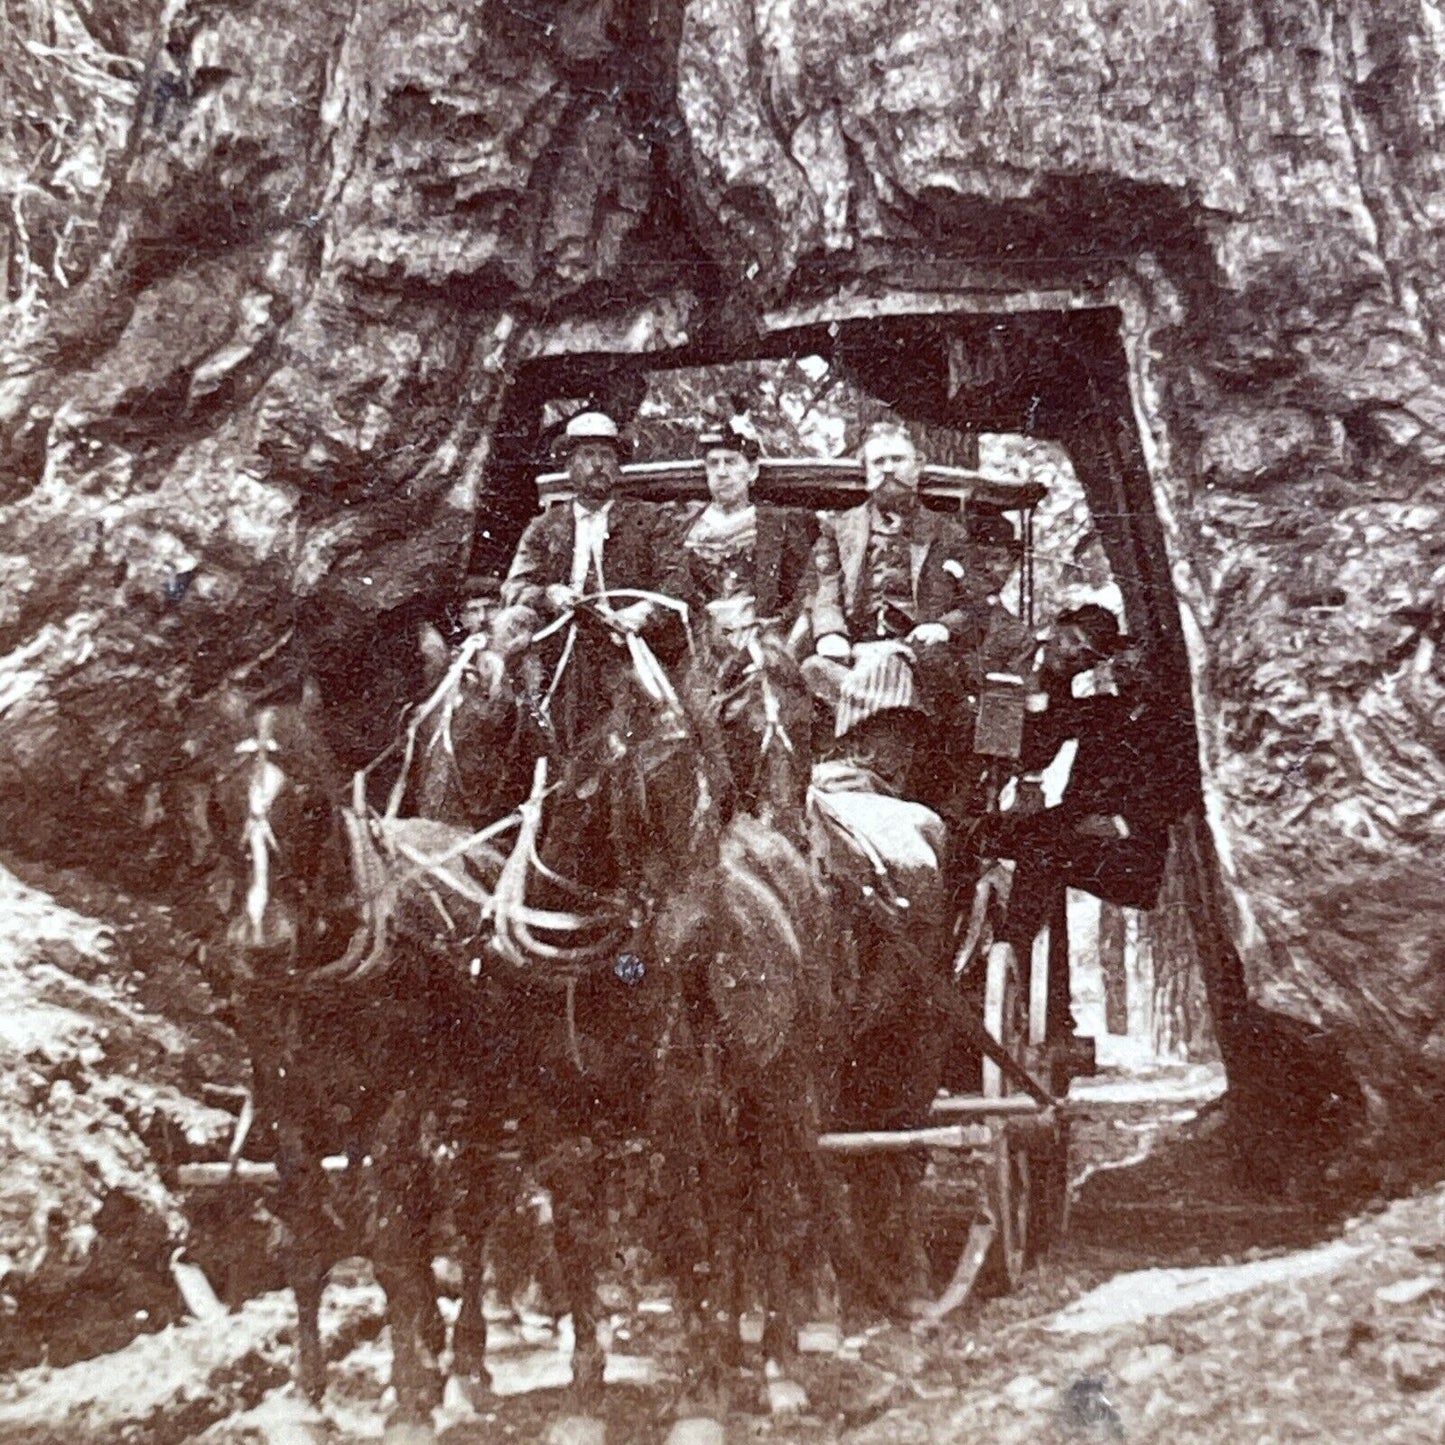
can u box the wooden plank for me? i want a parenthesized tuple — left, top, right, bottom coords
(534, 457, 1047, 511)
(760, 284, 1108, 331)
(177, 1148, 525, 1191)
(934, 1091, 1218, 1124)
(931, 1093, 1042, 1118)
(177, 1160, 283, 1188)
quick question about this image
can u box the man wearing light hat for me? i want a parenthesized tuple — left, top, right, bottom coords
(492, 409, 686, 654)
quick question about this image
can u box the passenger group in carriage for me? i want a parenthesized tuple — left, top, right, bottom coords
(485, 408, 1186, 1025)
(485, 405, 1012, 819)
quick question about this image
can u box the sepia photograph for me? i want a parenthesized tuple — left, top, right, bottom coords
(0, 0, 1442, 1440)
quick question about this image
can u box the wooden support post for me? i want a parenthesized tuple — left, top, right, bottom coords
(1030, 927, 1050, 1049)
(1049, 887, 1070, 1040)
(1099, 900, 1128, 1035)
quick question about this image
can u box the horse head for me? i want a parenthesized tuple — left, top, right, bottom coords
(479, 604, 732, 985)
(208, 682, 357, 976)
(530, 604, 725, 885)
(402, 633, 532, 828)
(697, 626, 813, 842)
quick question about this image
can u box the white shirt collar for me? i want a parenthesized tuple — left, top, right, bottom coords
(570, 499, 612, 590)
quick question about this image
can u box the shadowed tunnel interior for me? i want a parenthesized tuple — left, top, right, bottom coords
(480, 306, 1202, 823)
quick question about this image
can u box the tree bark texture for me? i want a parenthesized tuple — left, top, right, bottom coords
(1099, 902, 1129, 1038)
(1150, 831, 1218, 1063)
(1, 0, 1442, 1153)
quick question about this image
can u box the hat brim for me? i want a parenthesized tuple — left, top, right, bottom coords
(697, 435, 760, 462)
(1056, 606, 1131, 656)
(1079, 630, 1134, 657)
(551, 432, 633, 463)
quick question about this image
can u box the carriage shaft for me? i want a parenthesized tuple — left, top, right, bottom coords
(930, 1093, 1044, 1118)
(816, 1124, 993, 1153)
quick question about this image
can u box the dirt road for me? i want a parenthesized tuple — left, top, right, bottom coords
(7, 1056, 1441, 1444)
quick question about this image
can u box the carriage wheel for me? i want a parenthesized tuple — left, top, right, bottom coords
(982, 941, 1031, 1290)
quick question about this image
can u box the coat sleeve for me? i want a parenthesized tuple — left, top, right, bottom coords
(646, 505, 693, 606)
(499, 513, 555, 613)
(936, 514, 994, 644)
(1017, 685, 1089, 773)
(809, 515, 848, 639)
(935, 553, 991, 647)
(777, 509, 821, 625)
(976, 610, 1037, 678)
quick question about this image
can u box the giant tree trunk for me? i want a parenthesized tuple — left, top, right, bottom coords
(2, 0, 1442, 1165)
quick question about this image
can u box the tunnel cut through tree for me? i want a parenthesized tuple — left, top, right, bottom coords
(4, 0, 1436, 1191)
(458, 298, 1361, 1188)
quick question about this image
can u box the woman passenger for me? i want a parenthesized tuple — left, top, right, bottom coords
(670, 412, 818, 650)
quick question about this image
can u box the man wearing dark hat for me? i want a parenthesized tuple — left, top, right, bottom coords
(976, 603, 1196, 1042)
(964, 504, 1037, 682)
(493, 410, 686, 653)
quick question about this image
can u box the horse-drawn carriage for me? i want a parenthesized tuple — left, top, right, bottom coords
(535, 448, 1072, 1315)
(199, 448, 1077, 1437)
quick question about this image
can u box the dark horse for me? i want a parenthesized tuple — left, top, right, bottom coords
(806, 764, 961, 1314)
(401, 602, 848, 1428)
(205, 679, 486, 1429)
(209, 600, 944, 1432)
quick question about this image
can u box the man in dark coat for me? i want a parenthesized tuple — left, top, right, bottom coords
(806, 422, 987, 667)
(978, 603, 1199, 1040)
(803, 421, 990, 813)
(965, 504, 1037, 683)
(493, 409, 687, 654)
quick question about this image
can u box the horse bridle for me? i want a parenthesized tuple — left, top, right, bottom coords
(226, 612, 706, 1006)
(235, 708, 285, 949)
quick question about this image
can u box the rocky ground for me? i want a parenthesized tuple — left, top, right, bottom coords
(0, 859, 242, 1374)
(2, 863, 1442, 1444)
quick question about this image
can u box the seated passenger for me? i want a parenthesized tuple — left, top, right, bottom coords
(669, 410, 818, 649)
(975, 604, 1198, 1042)
(929, 507, 1041, 839)
(802, 421, 990, 820)
(492, 409, 686, 656)
(965, 504, 1037, 683)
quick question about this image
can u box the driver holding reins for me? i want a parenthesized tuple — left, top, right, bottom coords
(491, 409, 688, 656)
